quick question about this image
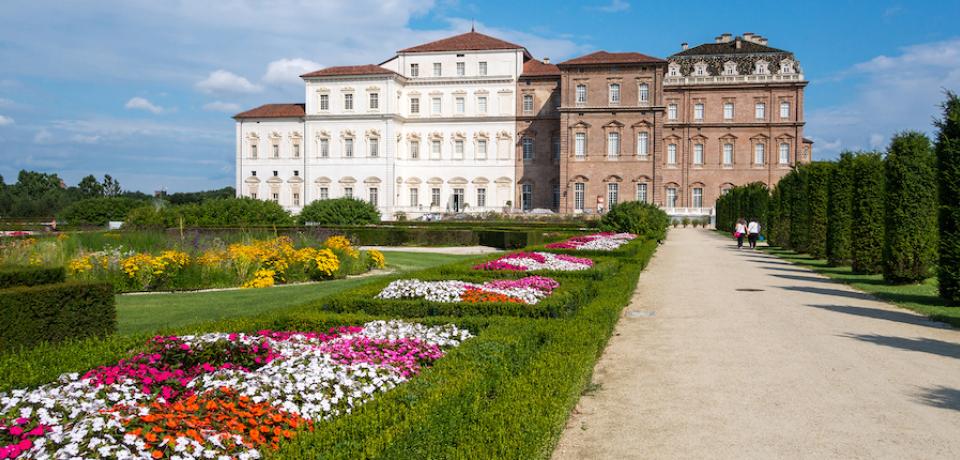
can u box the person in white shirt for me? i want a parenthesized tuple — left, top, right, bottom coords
(734, 218, 747, 249)
(747, 219, 761, 249)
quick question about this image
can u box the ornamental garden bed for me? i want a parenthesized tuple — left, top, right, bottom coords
(436, 251, 621, 281)
(532, 233, 648, 258)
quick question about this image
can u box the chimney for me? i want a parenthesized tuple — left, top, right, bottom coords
(721, 33, 732, 43)
(743, 32, 754, 42)
(542, 57, 550, 64)
(735, 37, 742, 49)
(758, 37, 768, 45)
(681, 42, 688, 50)
(715, 36, 723, 44)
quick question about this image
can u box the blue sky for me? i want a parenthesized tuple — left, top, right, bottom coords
(1, 0, 958, 192)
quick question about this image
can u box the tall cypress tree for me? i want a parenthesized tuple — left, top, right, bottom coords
(827, 152, 855, 266)
(768, 187, 782, 246)
(884, 131, 938, 283)
(790, 167, 810, 252)
(936, 91, 960, 303)
(851, 152, 885, 274)
(805, 162, 834, 259)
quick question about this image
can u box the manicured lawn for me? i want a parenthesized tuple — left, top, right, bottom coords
(117, 251, 475, 334)
(762, 246, 960, 328)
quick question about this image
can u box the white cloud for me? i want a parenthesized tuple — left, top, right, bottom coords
(263, 58, 322, 86)
(590, 0, 630, 13)
(124, 96, 165, 114)
(807, 37, 960, 159)
(202, 101, 242, 112)
(0, 115, 13, 126)
(196, 70, 262, 94)
(71, 134, 101, 144)
(33, 129, 52, 144)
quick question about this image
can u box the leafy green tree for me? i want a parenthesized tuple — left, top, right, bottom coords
(297, 198, 380, 225)
(936, 91, 960, 303)
(600, 201, 670, 241)
(884, 132, 938, 283)
(101, 174, 122, 197)
(58, 197, 146, 226)
(77, 174, 105, 198)
(125, 198, 293, 228)
(850, 153, 886, 274)
(167, 187, 236, 205)
(827, 153, 855, 265)
(789, 166, 811, 252)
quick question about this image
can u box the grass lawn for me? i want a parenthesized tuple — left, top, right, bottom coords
(762, 246, 960, 328)
(116, 251, 476, 335)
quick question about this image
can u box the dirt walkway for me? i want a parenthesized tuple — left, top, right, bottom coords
(552, 228, 960, 459)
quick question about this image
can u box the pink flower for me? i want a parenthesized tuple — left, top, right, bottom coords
(7, 427, 22, 436)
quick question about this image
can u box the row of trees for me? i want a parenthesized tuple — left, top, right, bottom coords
(124, 197, 382, 228)
(716, 92, 960, 304)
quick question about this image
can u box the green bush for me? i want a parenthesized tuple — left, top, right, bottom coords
(0, 281, 115, 351)
(851, 152, 886, 274)
(0, 266, 65, 289)
(58, 197, 147, 226)
(477, 230, 544, 249)
(884, 132, 938, 283)
(125, 198, 293, 228)
(714, 182, 768, 234)
(805, 162, 835, 259)
(827, 152, 856, 266)
(598, 201, 670, 241)
(297, 198, 380, 225)
(789, 167, 811, 252)
(767, 187, 784, 246)
(936, 91, 960, 303)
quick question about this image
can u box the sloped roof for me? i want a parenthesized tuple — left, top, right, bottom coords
(559, 51, 666, 66)
(522, 58, 560, 77)
(233, 103, 305, 119)
(673, 40, 788, 57)
(399, 31, 530, 58)
(300, 64, 399, 78)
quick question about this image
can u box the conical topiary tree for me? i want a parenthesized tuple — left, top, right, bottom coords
(804, 162, 834, 259)
(851, 152, 885, 274)
(884, 131, 938, 283)
(936, 91, 960, 303)
(827, 152, 855, 266)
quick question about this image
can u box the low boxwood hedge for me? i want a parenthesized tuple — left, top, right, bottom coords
(0, 281, 115, 351)
(0, 266, 66, 289)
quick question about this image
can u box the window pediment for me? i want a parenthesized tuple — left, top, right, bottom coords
(314, 176, 332, 184)
(339, 176, 357, 184)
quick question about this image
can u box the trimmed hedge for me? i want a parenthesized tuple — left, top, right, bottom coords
(0, 281, 115, 351)
(477, 230, 546, 249)
(936, 91, 960, 303)
(804, 162, 835, 259)
(883, 132, 938, 283)
(297, 198, 380, 225)
(714, 182, 769, 233)
(851, 152, 886, 274)
(827, 152, 855, 266)
(0, 266, 65, 289)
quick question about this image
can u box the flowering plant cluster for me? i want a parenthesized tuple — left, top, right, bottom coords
(377, 275, 560, 305)
(473, 252, 594, 272)
(545, 232, 637, 251)
(0, 320, 470, 459)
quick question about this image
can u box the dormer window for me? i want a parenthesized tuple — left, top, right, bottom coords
(668, 63, 681, 77)
(693, 62, 708, 76)
(723, 61, 738, 76)
(780, 59, 795, 74)
(754, 60, 769, 75)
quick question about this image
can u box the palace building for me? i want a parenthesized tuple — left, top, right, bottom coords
(235, 30, 810, 219)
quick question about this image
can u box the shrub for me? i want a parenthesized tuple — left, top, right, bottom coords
(827, 152, 856, 266)
(937, 91, 960, 303)
(714, 182, 768, 234)
(0, 266, 65, 289)
(298, 198, 380, 225)
(805, 162, 835, 259)
(789, 167, 811, 252)
(0, 281, 115, 351)
(851, 152, 886, 274)
(884, 132, 938, 283)
(58, 197, 146, 226)
(599, 201, 669, 241)
(125, 198, 293, 228)
(477, 230, 544, 249)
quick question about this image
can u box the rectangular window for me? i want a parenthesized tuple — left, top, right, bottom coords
(779, 142, 790, 164)
(694, 143, 704, 165)
(454, 140, 464, 159)
(431, 140, 441, 159)
(667, 144, 678, 165)
(724, 102, 734, 120)
(344, 138, 354, 158)
(609, 84, 620, 104)
(521, 184, 533, 211)
(293, 143, 300, 158)
(410, 97, 420, 114)
(456, 62, 465, 76)
(319, 94, 329, 111)
(553, 185, 560, 210)
(293, 170, 299, 177)
(639, 83, 649, 103)
(477, 188, 486, 207)
(477, 96, 487, 113)
(344, 187, 353, 199)
(607, 183, 619, 207)
(637, 132, 648, 158)
(409, 188, 418, 207)
(369, 93, 379, 110)
(478, 61, 487, 76)
(607, 132, 620, 157)
(576, 85, 586, 104)
(694, 103, 704, 120)
(251, 191, 257, 199)
(410, 63, 419, 77)
(552, 136, 561, 161)
(431, 97, 441, 115)
(755, 143, 765, 164)
(723, 143, 734, 165)
(272, 192, 279, 202)
(574, 183, 585, 210)
(320, 138, 329, 158)
(575, 133, 586, 157)
(293, 192, 300, 207)
(477, 139, 487, 159)
(344, 93, 353, 110)
(636, 183, 648, 203)
(319, 187, 328, 200)
(431, 188, 441, 206)
(410, 140, 419, 159)
(755, 102, 765, 119)
(251, 144, 257, 159)
(693, 187, 703, 208)
(667, 187, 678, 208)
(433, 62, 441, 77)
(522, 137, 534, 160)
(273, 144, 279, 158)
(780, 101, 790, 119)
(523, 94, 534, 113)
(368, 187, 378, 205)
(455, 97, 465, 114)
(668, 103, 678, 120)
(251, 170, 257, 177)
(369, 138, 379, 158)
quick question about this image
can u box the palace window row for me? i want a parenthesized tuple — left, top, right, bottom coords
(574, 83, 650, 106)
(664, 100, 793, 121)
(408, 60, 488, 78)
(408, 94, 494, 116)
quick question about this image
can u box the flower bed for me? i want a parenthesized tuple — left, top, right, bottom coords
(473, 252, 593, 272)
(0, 320, 469, 459)
(376, 276, 559, 305)
(545, 232, 637, 251)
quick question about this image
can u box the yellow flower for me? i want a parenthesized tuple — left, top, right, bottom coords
(323, 235, 358, 259)
(242, 268, 276, 288)
(67, 256, 94, 274)
(121, 253, 155, 279)
(367, 249, 386, 269)
(312, 248, 340, 277)
(197, 249, 226, 267)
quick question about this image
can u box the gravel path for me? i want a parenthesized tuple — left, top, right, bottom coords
(552, 227, 960, 460)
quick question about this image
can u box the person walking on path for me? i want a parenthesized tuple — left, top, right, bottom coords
(747, 219, 761, 249)
(734, 218, 747, 249)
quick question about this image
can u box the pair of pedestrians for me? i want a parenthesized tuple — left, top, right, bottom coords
(733, 218, 761, 249)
